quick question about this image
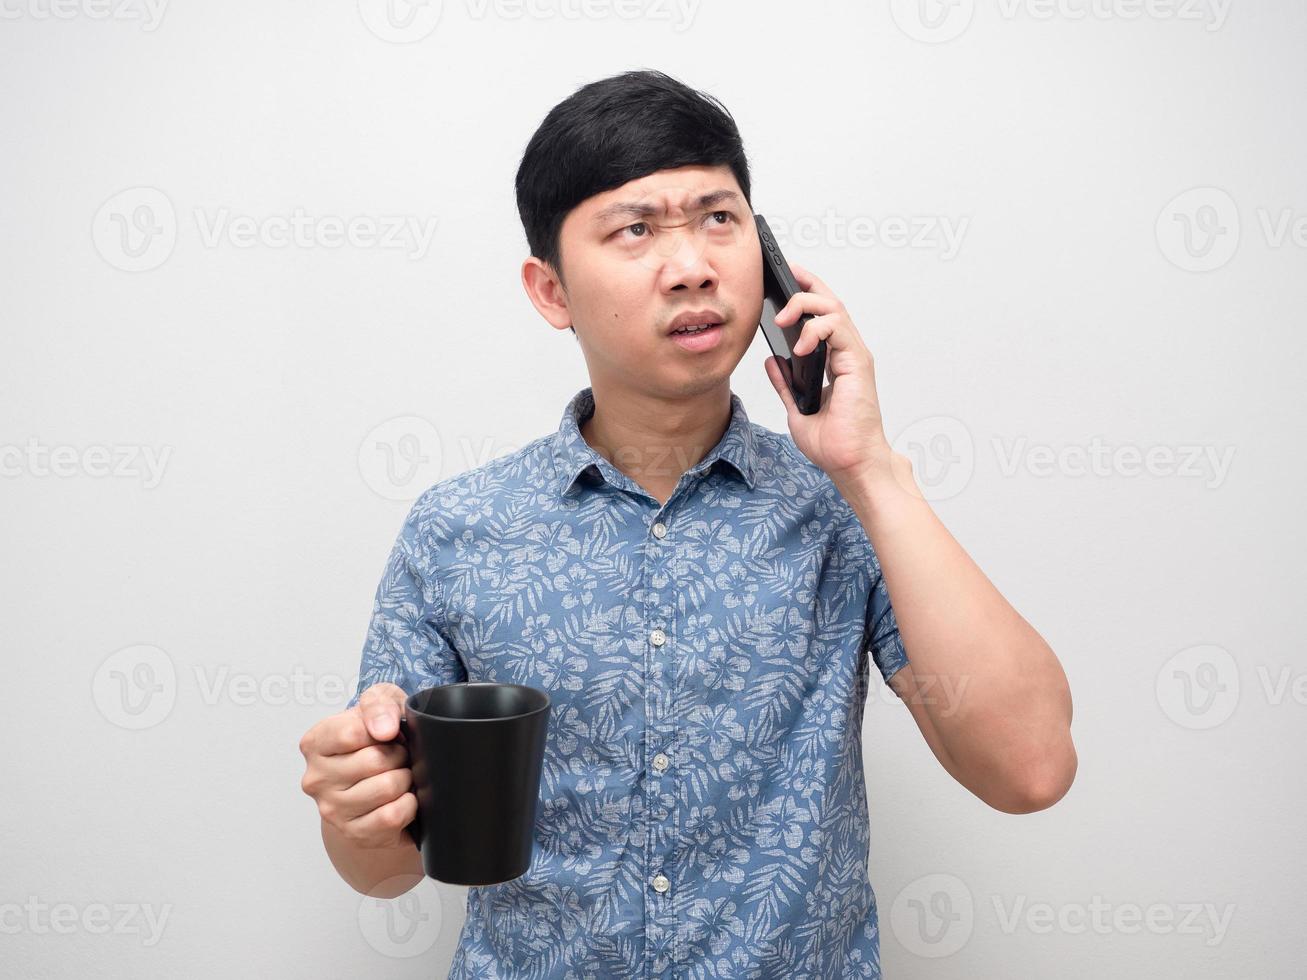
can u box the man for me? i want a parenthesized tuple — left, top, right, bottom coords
(299, 69, 1076, 978)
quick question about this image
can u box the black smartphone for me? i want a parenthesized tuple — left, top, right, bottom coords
(755, 214, 826, 415)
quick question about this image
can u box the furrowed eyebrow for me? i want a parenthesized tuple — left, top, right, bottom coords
(592, 189, 742, 225)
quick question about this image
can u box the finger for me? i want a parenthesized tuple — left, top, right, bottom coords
(786, 262, 834, 298)
(358, 682, 408, 742)
(775, 291, 841, 326)
(324, 740, 410, 791)
(314, 709, 377, 757)
(335, 766, 414, 823)
(345, 788, 419, 843)
(793, 313, 840, 357)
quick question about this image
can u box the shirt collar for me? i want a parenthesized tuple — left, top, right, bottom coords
(551, 386, 758, 499)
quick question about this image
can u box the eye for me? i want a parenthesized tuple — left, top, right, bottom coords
(707, 210, 734, 226)
(619, 221, 649, 239)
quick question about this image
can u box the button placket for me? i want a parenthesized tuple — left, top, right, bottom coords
(643, 505, 680, 971)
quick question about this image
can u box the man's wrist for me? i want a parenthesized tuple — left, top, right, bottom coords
(832, 450, 920, 515)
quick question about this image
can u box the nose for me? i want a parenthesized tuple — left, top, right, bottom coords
(657, 230, 718, 293)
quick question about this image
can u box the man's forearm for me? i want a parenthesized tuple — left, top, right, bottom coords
(322, 819, 423, 898)
(836, 451, 1077, 810)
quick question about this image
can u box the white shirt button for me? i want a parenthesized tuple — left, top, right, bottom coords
(652, 521, 667, 539)
(652, 752, 669, 773)
(651, 873, 670, 894)
(650, 628, 666, 647)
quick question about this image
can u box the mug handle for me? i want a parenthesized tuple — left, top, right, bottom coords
(396, 715, 422, 849)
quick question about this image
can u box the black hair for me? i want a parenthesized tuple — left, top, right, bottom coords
(515, 69, 752, 335)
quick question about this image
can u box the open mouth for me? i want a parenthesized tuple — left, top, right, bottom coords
(668, 321, 724, 351)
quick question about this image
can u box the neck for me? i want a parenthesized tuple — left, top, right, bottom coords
(579, 380, 732, 501)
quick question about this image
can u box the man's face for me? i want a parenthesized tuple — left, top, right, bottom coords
(553, 164, 763, 400)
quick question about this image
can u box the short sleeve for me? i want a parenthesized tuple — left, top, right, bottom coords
(864, 574, 908, 685)
(346, 495, 467, 709)
(843, 504, 909, 686)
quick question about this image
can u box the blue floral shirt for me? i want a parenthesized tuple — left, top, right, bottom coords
(348, 386, 908, 979)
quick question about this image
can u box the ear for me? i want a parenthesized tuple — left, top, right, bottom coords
(521, 257, 573, 332)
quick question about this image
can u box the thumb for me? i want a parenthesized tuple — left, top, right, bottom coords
(765, 356, 797, 418)
(358, 682, 407, 742)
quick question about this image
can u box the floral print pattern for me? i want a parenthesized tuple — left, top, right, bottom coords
(348, 387, 907, 978)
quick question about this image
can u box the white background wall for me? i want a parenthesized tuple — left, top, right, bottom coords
(2, 1, 1303, 976)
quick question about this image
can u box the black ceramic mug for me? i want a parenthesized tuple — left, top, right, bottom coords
(398, 682, 551, 886)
